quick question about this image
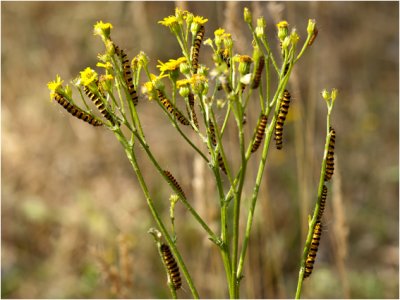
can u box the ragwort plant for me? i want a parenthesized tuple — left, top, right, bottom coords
(47, 7, 337, 299)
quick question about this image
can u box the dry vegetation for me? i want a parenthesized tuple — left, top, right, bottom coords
(2, 2, 398, 298)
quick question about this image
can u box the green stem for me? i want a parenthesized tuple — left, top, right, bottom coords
(295, 105, 334, 298)
(113, 129, 199, 298)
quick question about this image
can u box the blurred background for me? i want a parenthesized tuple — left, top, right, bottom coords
(2, 1, 398, 298)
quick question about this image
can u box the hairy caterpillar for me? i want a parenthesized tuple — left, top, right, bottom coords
(163, 170, 186, 199)
(83, 85, 118, 126)
(275, 89, 292, 150)
(251, 114, 268, 153)
(317, 185, 328, 221)
(156, 90, 190, 126)
(53, 93, 103, 126)
(325, 127, 335, 181)
(160, 243, 182, 290)
(251, 56, 265, 89)
(304, 221, 322, 279)
(191, 25, 205, 74)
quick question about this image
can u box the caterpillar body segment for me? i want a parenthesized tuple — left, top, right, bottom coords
(156, 90, 190, 125)
(251, 56, 265, 89)
(251, 114, 268, 153)
(163, 170, 186, 199)
(325, 127, 335, 181)
(317, 185, 328, 221)
(191, 25, 205, 74)
(275, 89, 291, 150)
(83, 86, 118, 126)
(160, 243, 182, 290)
(53, 93, 103, 127)
(304, 221, 322, 279)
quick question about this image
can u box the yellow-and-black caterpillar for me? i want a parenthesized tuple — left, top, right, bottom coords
(304, 221, 322, 279)
(53, 93, 103, 127)
(156, 90, 190, 125)
(163, 170, 186, 199)
(251, 56, 265, 89)
(275, 89, 291, 150)
(251, 114, 268, 153)
(83, 85, 118, 126)
(317, 185, 328, 221)
(191, 25, 205, 74)
(113, 43, 138, 106)
(160, 243, 182, 290)
(325, 126, 335, 181)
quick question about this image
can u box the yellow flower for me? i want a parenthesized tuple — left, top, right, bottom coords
(158, 15, 179, 27)
(214, 28, 226, 37)
(238, 55, 252, 63)
(93, 21, 113, 38)
(276, 20, 289, 29)
(80, 67, 98, 86)
(176, 78, 191, 88)
(96, 61, 113, 70)
(193, 15, 208, 25)
(47, 75, 64, 99)
(157, 57, 187, 73)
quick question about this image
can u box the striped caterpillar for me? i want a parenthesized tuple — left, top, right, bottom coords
(251, 56, 265, 89)
(317, 185, 328, 221)
(325, 127, 335, 181)
(275, 89, 292, 150)
(160, 243, 182, 290)
(53, 93, 103, 127)
(156, 90, 190, 126)
(304, 221, 322, 279)
(251, 114, 268, 153)
(83, 85, 118, 126)
(163, 170, 186, 199)
(191, 25, 205, 74)
(113, 43, 139, 106)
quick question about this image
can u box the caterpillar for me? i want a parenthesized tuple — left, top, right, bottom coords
(83, 85, 118, 126)
(308, 26, 318, 46)
(304, 221, 322, 279)
(191, 25, 205, 74)
(53, 93, 103, 127)
(188, 92, 199, 128)
(251, 56, 265, 89)
(160, 243, 182, 290)
(208, 120, 227, 174)
(251, 114, 268, 153)
(325, 127, 336, 181)
(112, 42, 139, 106)
(275, 89, 291, 150)
(156, 90, 190, 125)
(317, 185, 328, 221)
(163, 170, 186, 199)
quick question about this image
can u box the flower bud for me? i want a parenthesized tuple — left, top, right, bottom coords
(277, 21, 289, 41)
(321, 89, 330, 100)
(238, 55, 252, 75)
(244, 7, 252, 25)
(179, 86, 190, 98)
